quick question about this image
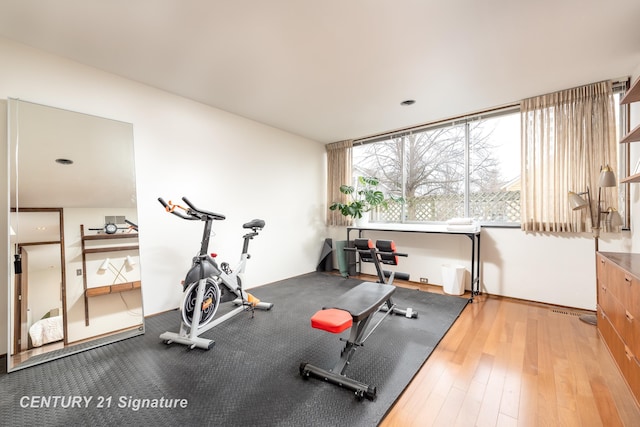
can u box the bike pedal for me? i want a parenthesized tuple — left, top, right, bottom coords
(246, 293, 261, 306)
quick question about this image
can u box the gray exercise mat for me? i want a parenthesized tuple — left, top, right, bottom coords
(0, 272, 468, 426)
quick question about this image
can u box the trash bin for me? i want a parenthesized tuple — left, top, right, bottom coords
(441, 264, 466, 295)
(335, 240, 349, 277)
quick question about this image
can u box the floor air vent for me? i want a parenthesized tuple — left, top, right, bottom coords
(551, 308, 582, 317)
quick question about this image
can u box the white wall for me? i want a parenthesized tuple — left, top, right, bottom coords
(0, 38, 327, 355)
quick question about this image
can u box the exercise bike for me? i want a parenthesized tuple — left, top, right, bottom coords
(158, 197, 273, 350)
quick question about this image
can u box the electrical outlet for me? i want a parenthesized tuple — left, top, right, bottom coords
(420, 277, 429, 284)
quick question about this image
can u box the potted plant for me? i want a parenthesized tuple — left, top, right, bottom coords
(329, 176, 402, 225)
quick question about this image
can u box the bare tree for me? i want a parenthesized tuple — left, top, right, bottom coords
(354, 121, 505, 219)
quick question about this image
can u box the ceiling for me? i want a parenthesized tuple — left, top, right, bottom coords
(8, 99, 137, 210)
(1, 1, 640, 144)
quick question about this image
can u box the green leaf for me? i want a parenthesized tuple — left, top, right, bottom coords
(367, 190, 385, 205)
(339, 185, 354, 195)
(359, 176, 379, 187)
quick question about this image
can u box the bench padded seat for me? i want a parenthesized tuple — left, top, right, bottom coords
(325, 282, 395, 322)
(311, 308, 353, 333)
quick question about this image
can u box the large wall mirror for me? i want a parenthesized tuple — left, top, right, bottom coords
(7, 99, 143, 372)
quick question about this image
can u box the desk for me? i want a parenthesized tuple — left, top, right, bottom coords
(347, 223, 481, 302)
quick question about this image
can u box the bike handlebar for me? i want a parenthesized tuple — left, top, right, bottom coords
(158, 197, 226, 221)
(124, 219, 139, 231)
(181, 197, 226, 220)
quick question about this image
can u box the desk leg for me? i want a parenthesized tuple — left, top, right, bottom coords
(468, 233, 481, 303)
(477, 234, 481, 295)
(473, 234, 481, 299)
(470, 235, 476, 302)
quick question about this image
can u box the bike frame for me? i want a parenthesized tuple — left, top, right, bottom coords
(158, 196, 272, 350)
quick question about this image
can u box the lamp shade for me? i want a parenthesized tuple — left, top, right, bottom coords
(99, 258, 111, 271)
(568, 191, 588, 210)
(125, 255, 137, 267)
(609, 208, 623, 228)
(599, 165, 617, 188)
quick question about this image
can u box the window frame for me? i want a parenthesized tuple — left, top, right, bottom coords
(353, 105, 522, 227)
(614, 80, 631, 230)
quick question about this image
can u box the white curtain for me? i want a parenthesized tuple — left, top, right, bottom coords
(326, 140, 353, 226)
(520, 81, 617, 232)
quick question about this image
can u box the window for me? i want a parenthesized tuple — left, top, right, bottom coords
(353, 108, 521, 225)
(350, 80, 628, 228)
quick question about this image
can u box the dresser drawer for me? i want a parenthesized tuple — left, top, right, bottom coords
(598, 278, 613, 317)
(598, 308, 625, 368)
(598, 283, 640, 407)
(626, 279, 640, 360)
(608, 294, 629, 341)
(609, 262, 630, 303)
(597, 254, 627, 305)
(597, 253, 609, 284)
(622, 345, 640, 405)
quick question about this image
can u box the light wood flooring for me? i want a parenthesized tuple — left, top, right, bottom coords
(376, 280, 640, 427)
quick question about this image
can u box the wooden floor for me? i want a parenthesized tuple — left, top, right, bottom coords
(377, 280, 640, 427)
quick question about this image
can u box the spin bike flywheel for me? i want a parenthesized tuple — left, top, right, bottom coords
(181, 278, 221, 328)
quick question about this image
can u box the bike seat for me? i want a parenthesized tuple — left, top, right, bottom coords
(243, 219, 265, 230)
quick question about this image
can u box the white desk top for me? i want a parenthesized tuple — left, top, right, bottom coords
(347, 222, 481, 235)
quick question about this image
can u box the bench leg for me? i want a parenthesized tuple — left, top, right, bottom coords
(380, 298, 419, 318)
(299, 362, 377, 401)
(299, 315, 377, 400)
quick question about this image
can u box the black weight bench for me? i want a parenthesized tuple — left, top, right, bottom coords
(299, 239, 418, 400)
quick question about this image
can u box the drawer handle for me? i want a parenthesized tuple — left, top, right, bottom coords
(626, 310, 634, 322)
(624, 276, 632, 283)
(625, 345, 633, 361)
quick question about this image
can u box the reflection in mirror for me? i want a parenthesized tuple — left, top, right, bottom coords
(9, 209, 63, 364)
(7, 99, 143, 372)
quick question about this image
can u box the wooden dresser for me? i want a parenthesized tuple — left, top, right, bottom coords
(596, 252, 640, 406)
